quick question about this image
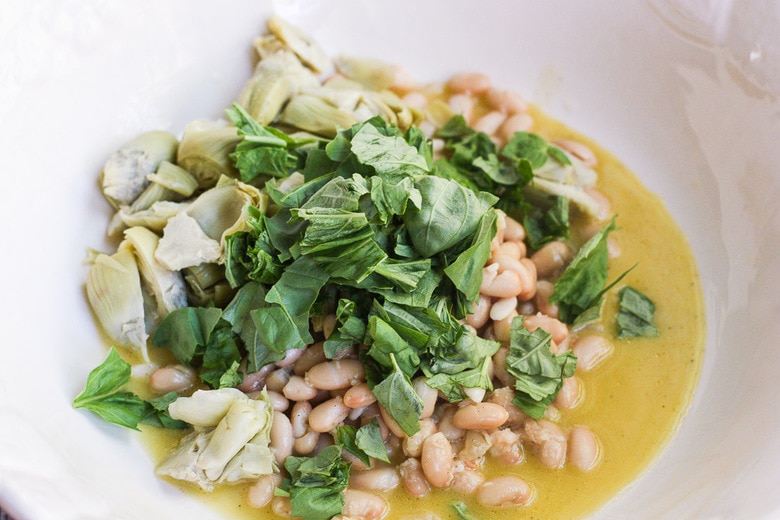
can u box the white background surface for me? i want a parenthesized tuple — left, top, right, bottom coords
(1, 1, 779, 519)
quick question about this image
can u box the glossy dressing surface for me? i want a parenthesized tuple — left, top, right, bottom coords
(140, 108, 705, 520)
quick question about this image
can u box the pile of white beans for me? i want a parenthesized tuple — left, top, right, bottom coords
(149, 71, 620, 520)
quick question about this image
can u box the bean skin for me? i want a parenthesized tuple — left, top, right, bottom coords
(308, 396, 350, 433)
(270, 411, 293, 467)
(343, 382, 377, 409)
(282, 375, 318, 402)
(399, 457, 430, 497)
(452, 403, 509, 430)
(568, 426, 601, 471)
(531, 241, 572, 279)
(450, 461, 485, 495)
(523, 419, 567, 469)
(414, 377, 439, 419)
(306, 359, 366, 390)
(149, 364, 198, 394)
(349, 466, 400, 493)
(571, 334, 613, 371)
(271, 496, 292, 517)
(465, 294, 492, 329)
(421, 432, 454, 488)
(477, 476, 533, 507)
(342, 489, 389, 520)
(489, 429, 524, 465)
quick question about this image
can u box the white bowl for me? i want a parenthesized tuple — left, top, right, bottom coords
(1, 1, 778, 519)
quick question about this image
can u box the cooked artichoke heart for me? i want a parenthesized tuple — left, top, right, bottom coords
(86, 247, 149, 361)
(100, 130, 179, 208)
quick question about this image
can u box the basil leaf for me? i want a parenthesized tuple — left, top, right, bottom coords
(506, 317, 577, 419)
(73, 348, 177, 431)
(140, 392, 188, 429)
(355, 418, 390, 463)
(443, 209, 497, 301)
(617, 286, 659, 338)
(371, 354, 423, 436)
(282, 445, 350, 520)
(151, 307, 223, 364)
(349, 122, 430, 177)
(523, 195, 570, 250)
(334, 418, 389, 467)
(550, 217, 616, 323)
(403, 176, 497, 257)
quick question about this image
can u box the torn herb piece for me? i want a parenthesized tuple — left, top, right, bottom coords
(371, 354, 423, 436)
(506, 318, 577, 419)
(451, 501, 477, 520)
(617, 286, 660, 338)
(523, 195, 570, 250)
(281, 444, 349, 520)
(334, 418, 390, 467)
(550, 217, 616, 323)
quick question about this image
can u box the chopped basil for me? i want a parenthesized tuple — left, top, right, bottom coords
(279, 445, 350, 520)
(334, 418, 390, 467)
(617, 286, 660, 338)
(451, 501, 478, 520)
(505, 318, 577, 419)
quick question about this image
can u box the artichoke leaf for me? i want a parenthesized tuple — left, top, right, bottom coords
(86, 247, 149, 361)
(177, 119, 242, 189)
(334, 55, 396, 91)
(168, 388, 246, 427)
(118, 200, 190, 234)
(147, 161, 198, 197)
(266, 14, 332, 73)
(528, 154, 600, 216)
(123, 226, 188, 317)
(100, 130, 179, 208)
(154, 212, 222, 271)
(279, 94, 357, 138)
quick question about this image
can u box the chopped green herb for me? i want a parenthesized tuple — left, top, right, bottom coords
(280, 445, 350, 520)
(617, 286, 660, 338)
(451, 501, 478, 520)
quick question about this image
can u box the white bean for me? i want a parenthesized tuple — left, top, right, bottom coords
(399, 457, 430, 497)
(523, 312, 569, 345)
(421, 432, 454, 488)
(264, 368, 291, 393)
(477, 476, 533, 507)
(282, 375, 318, 402)
(414, 377, 439, 419)
(465, 294, 492, 329)
(306, 360, 365, 390)
(568, 426, 601, 471)
(293, 341, 326, 376)
(530, 241, 572, 279)
(485, 88, 528, 114)
(554, 138, 597, 168)
(490, 296, 518, 321)
(489, 429, 524, 465)
(270, 411, 293, 466)
(450, 461, 485, 495)
(473, 110, 507, 135)
(402, 418, 437, 458)
(448, 93, 475, 121)
(499, 113, 534, 141)
(247, 473, 280, 508)
(275, 348, 305, 368)
(523, 419, 567, 469)
(266, 390, 290, 412)
(554, 376, 583, 409)
(149, 364, 198, 394)
(309, 397, 350, 433)
(342, 489, 389, 520)
(343, 382, 377, 409)
(571, 334, 613, 371)
(452, 402, 509, 430)
(349, 467, 400, 493)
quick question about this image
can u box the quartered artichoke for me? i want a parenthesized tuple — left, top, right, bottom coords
(100, 131, 179, 208)
(86, 246, 149, 361)
(157, 388, 275, 491)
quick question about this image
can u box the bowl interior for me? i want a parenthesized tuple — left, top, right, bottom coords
(1, 1, 779, 519)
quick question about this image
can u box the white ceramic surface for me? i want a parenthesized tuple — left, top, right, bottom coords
(1, 1, 778, 519)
